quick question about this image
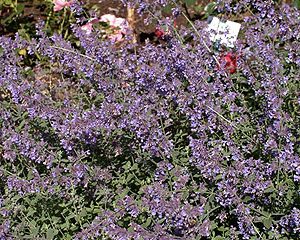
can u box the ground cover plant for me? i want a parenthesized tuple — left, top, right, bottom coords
(0, 0, 299, 239)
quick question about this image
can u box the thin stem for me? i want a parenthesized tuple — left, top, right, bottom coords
(181, 12, 223, 71)
(46, 10, 52, 29)
(0, 166, 23, 180)
(251, 221, 263, 239)
(59, 8, 67, 35)
(207, 105, 238, 129)
(206, 105, 257, 145)
(49, 46, 96, 62)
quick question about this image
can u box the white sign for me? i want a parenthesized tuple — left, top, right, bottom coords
(207, 17, 241, 48)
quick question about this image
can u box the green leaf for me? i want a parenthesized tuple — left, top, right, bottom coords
(27, 207, 36, 217)
(92, 208, 101, 214)
(294, 0, 300, 9)
(126, 173, 134, 182)
(182, 190, 189, 200)
(31, 226, 39, 236)
(243, 196, 252, 202)
(215, 174, 223, 181)
(46, 228, 58, 240)
(262, 217, 273, 229)
(4, 0, 12, 5)
(162, 4, 172, 14)
(0, 47, 3, 57)
(123, 161, 131, 171)
(194, 5, 203, 13)
(60, 221, 70, 230)
(211, 221, 218, 230)
(79, 209, 87, 218)
(184, 0, 197, 7)
(264, 186, 274, 193)
(142, 217, 152, 228)
(17, 119, 26, 131)
(66, 213, 76, 220)
(51, 216, 60, 224)
(16, 3, 24, 14)
(130, 163, 138, 171)
(218, 226, 228, 232)
(204, 2, 217, 14)
(213, 237, 225, 240)
(179, 157, 189, 164)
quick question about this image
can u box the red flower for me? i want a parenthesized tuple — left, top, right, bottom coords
(154, 28, 164, 38)
(173, 20, 177, 28)
(219, 52, 238, 74)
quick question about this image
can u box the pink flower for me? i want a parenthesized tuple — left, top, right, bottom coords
(100, 14, 117, 25)
(80, 18, 99, 35)
(53, 0, 73, 12)
(100, 14, 128, 30)
(99, 14, 126, 28)
(100, 14, 130, 42)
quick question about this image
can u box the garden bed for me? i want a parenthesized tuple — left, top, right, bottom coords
(0, 1, 299, 239)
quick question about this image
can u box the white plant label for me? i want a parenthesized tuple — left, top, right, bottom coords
(207, 17, 241, 48)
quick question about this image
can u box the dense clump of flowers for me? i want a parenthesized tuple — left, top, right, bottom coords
(0, 0, 299, 239)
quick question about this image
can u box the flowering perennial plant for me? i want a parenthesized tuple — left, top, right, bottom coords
(0, 0, 299, 239)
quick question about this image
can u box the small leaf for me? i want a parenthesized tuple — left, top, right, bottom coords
(264, 186, 274, 193)
(51, 216, 60, 224)
(46, 228, 58, 240)
(31, 226, 39, 236)
(60, 221, 70, 230)
(243, 196, 252, 202)
(262, 217, 273, 229)
(130, 163, 138, 171)
(79, 209, 87, 218)
(66, 213, 76, 220)
(123, 161, 131, 171)
(27, 207, 36, 217)
(162, 4, 172, 14)
(218, 226, 228, 232)
(17, 119, 26, 131)
(126, 174, 134, 182)
(213, 237, 224, 240)
(215, 174, 222, 181)
(16, 3, 24, 14)
(204, 2, 217, 14)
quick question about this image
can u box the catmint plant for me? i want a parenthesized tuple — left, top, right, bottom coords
(0, 0, 299, 239)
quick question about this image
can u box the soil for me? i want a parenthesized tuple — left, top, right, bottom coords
(0, 0, 212, 36)
(1, 1, 294, 38)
